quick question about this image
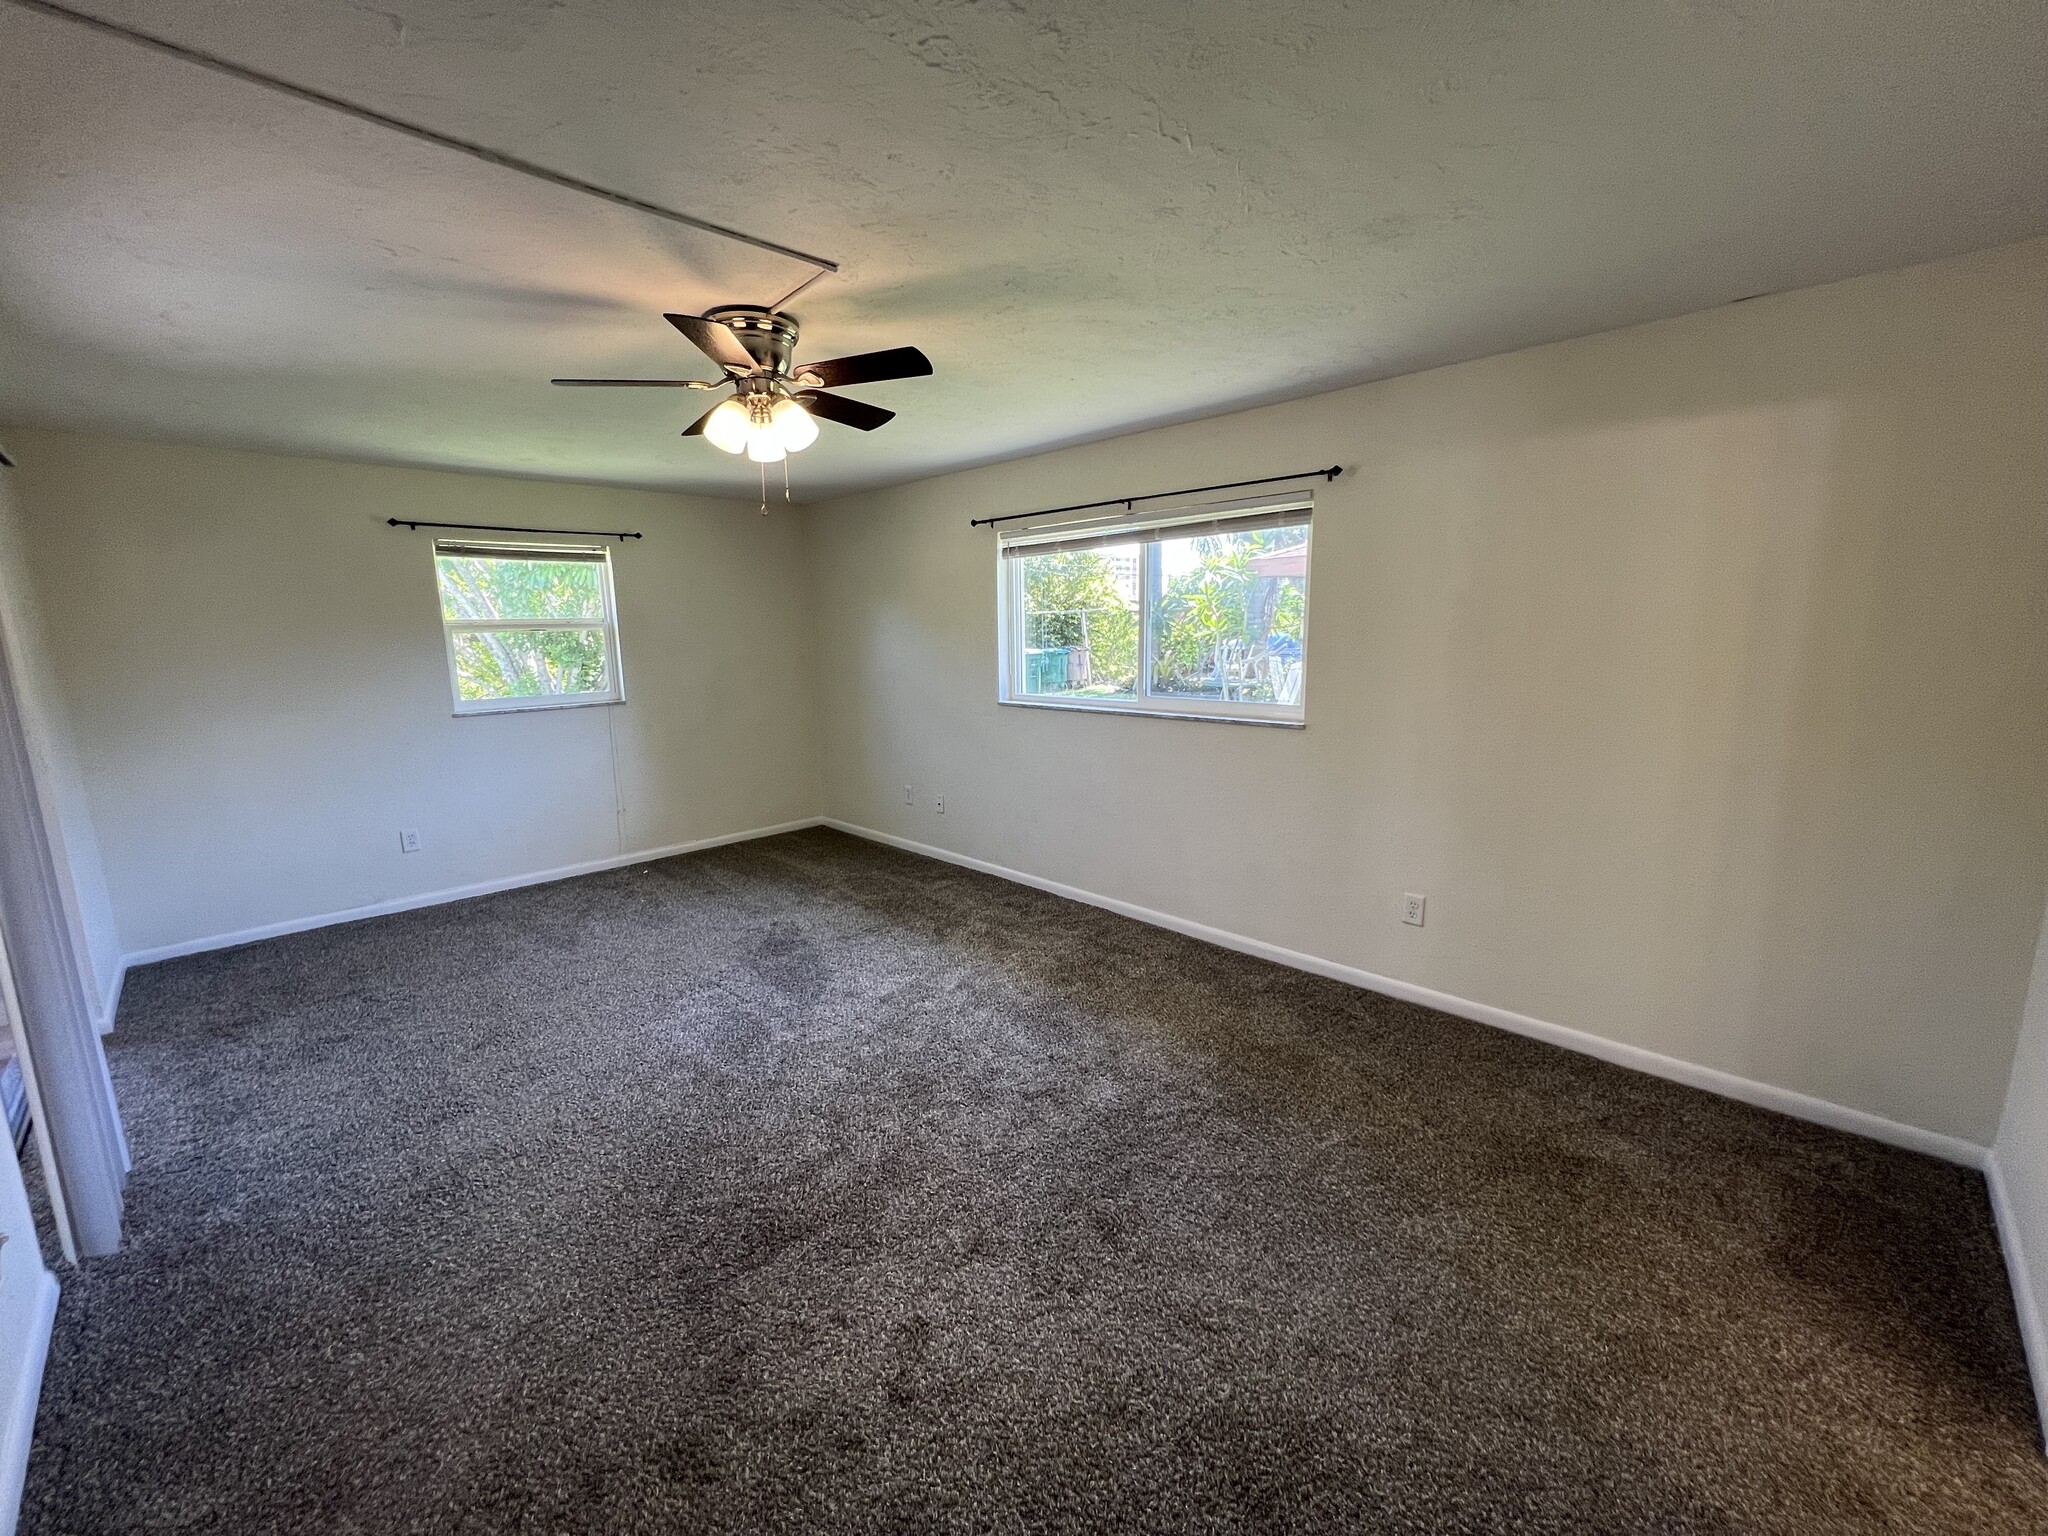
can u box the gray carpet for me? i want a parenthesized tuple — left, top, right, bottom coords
(20, 828, 2048, 1533)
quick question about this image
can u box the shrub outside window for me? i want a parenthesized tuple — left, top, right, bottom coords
(432, 541, 624, 714)
(998, 495, 1310, 725)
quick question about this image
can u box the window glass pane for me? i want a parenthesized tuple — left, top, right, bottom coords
(451, 627, 610, 702)
(1148, 524, 1308, 705)
(1018, 544, 1140, 700)
(436, 554, 606, 622)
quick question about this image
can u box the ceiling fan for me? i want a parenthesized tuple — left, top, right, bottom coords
(552, 307, 933, 463)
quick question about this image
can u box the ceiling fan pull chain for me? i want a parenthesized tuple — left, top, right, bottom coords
(758, 459, 768, 517)
(782, 457, 792, 504)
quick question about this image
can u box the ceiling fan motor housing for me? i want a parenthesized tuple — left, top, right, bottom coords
(704, 305, 799, 376)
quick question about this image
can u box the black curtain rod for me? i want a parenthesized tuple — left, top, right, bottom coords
(387, 519, 642, 542)
(969, 465, 1343, 529)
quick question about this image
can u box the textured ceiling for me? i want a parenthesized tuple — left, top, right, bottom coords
(2, 0, 2044, 499)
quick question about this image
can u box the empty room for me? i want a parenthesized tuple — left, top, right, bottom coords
(2, 1, 2047, 1531)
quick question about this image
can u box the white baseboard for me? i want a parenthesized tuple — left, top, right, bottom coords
(120, 817, 825, 969)
(0, 1267, 58, 1536)
(116, 811, 1995, 1170)
(1986, 1151, 2048, 1449)
(93, 963, 123, 1036)
(824, 819, 1989, 1170)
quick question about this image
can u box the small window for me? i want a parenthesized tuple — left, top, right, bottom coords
(432, 541, 624, 714)
(998, 495, 1310, 724)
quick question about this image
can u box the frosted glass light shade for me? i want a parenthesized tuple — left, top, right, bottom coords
(770, 397, 819, 452)
(702, 398, 750, 454)
(746, 430, 786, 463)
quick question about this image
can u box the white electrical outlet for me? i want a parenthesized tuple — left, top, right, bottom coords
(400, 829, 422, 854)
(1402, 892, 1426, 926)
(935, 795, 945, 815)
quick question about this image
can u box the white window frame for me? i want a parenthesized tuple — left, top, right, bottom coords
(996, 491, 1312, 727)
(434, 540, 626, 716)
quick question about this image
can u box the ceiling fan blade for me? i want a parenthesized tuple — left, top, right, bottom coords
(680, 401, 728, 437)
(796, 390, 896, 432)
(796, 346, 933, 390)
(664, 313, 758, 373)
(551, 378, 703, 386)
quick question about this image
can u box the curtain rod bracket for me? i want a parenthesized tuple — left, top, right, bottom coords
(970, 465, 1343, 530)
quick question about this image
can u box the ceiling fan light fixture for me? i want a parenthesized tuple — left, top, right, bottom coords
(702, 397, 752, 454)
(745, 428, 787, 463)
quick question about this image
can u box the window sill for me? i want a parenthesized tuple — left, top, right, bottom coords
(997, 698, 1305, 729)
(452, 696, 624, 718)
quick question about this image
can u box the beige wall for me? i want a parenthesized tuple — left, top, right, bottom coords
(0, 459, 120, 1020)
(3, 429, 822, 956)
(5, 241, 2043, 1149)
(808, 238, 2048, 1147)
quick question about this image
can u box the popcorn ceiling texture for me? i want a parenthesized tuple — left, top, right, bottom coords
(21, 829, 2048, 1532)
(1, 0, 2044, 496)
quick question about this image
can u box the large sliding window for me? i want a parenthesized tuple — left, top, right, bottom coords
(998, 493, 1311, 724)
